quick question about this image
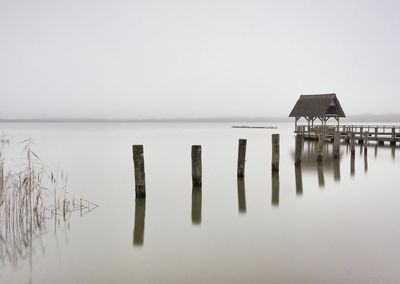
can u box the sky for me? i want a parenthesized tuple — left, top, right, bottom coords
(0, 0, 399, 119)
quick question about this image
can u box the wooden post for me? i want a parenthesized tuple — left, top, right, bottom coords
(132, 145, 146, 198)
(364, 132, 368, 154)
(316, 134, 324, 162)
(333, 132, 340, 159)
(271, 134, 279, 172)
(191, 145, 202, 186)
(237, 139, 247, 178)
(375, 127, 378, 139)
(295, 134, 304, 166)
(350, 133, 355, 157)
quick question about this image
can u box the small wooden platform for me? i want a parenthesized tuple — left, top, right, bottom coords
(295, 125, 400, 145)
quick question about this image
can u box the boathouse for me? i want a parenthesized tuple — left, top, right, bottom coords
(289, 94, 346, 129)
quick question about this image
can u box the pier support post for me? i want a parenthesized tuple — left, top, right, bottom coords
(316, 134, 324, 162)
(191, 145, 202, 186)
(295, 134, 304, 166)
(237, 139, 247, 178)
(271, 134, 280, 172)
(333, 132, 340, 159)
(132, 145, 146, 198)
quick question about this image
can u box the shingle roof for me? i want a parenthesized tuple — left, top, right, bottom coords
(288, 94, 346, 118)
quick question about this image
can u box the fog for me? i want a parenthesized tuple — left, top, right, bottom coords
(1, 0, 399, 119)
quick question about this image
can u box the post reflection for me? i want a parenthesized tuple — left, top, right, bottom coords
(333, 158, 340, 182)
(317, 162, 325, 188)
(237, 178, 246, 213)
(350, 156, 355, 177)
(191, 186, 202, 225)
(295, 166, 303, 195)
(364, 153, 368, 172)
(133, 198, 146, 246)
(391, 146, 395, 160)
(271, 172, 279, 206)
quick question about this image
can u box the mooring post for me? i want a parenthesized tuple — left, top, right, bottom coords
(295, 134, 303, 166)
(333, 132, 340, 159)
(375, 127, 378, 139)
(271, 134, 280, 172)
(350, 133, 355, 157)
(316, 134, 324, 162)
(237, 139, 247, 178)
(191, 145, 202, 186)
(132, 145, 146, 198)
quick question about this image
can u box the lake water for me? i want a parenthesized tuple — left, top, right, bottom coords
(1, 122, 400, 284)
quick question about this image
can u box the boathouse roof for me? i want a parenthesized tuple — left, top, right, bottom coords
(289, 94, 346, 118)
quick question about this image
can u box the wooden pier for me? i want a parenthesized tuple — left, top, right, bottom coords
(295, 125, 400, 145)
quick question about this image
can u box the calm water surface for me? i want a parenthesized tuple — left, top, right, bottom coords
(1, 122, 400, 284)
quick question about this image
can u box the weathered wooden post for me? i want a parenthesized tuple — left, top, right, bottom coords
(375, 127, 378, 139)
(295, 134, 304, 166)
(191, 188, 202, 224)
(359, 126, 363, 144)
(316, 134, 324, 162)
(237, 139, 247, 178)
(350, 133, 355, 157)
(132, 145, 146, 198)
(333, 132, 340, 159)
(237, 178, 246, 213)
(271, 172, 279, 206)
(191, 145, 202, 186)
(271, 134, 279, 172)
(133, 198, 146, 246)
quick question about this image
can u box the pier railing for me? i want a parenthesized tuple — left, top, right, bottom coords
(295, 124, 400, 145)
